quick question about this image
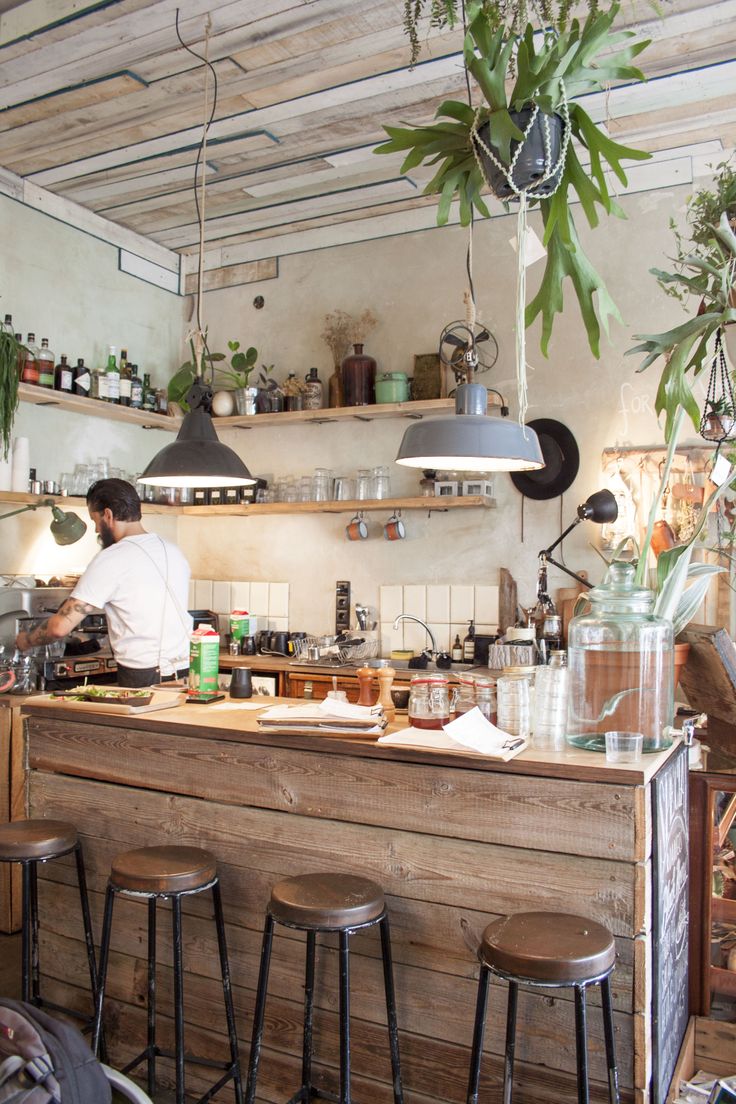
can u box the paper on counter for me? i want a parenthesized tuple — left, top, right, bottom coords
(257, 701, 386, 733)
(379, 708, 527, 760)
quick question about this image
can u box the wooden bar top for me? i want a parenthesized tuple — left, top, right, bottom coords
(21, 694, 680, 785)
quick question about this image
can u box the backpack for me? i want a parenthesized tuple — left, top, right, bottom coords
(0, 1000, 111, 1104)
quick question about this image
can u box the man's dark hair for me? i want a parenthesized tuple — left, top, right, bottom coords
(86, 478, 142, 521)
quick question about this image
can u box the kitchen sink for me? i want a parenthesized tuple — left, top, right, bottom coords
(364, 658, 476, 673)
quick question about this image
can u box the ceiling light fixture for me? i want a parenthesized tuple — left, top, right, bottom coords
(139, 13, 254, 490)
(0, 499, 87, 545)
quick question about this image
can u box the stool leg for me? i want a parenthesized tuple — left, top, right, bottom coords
(245, 913, 275, 1104)
(20, 862, 32, 1003)
(338, 930, 351, 1104)
(147, 896, 157, 1099)
(466, 963, 491, 1104)
(600, 977, 619, 1104)
(93, 885, 116, 1057)
(301, 930, 316, 1102)
(172, 894, 186, 1104)
(30, 860, 41, 1004)
(574, 985, 590, 1104)
(73, 844, 99, 1016)
(502, 981, 518, 1104)
(211, 878, 244, 1104)
(379, 915, 404, 1104)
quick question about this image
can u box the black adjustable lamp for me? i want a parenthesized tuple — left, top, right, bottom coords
(0, 499, 87, 545)
(539, 489, 618, 589)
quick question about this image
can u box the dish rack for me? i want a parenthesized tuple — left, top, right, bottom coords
(292, 633, 379, 666)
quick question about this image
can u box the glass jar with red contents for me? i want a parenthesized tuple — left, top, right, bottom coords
(451, 675, 476, 720)
(408, 675, 450, 729)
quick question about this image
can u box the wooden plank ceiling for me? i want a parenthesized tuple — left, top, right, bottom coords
(0, 0, 735, 275)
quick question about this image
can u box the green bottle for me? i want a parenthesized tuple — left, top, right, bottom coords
(105, 345, 120, 404)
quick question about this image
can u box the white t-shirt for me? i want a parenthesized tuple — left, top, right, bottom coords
(72, 534, 192, 675)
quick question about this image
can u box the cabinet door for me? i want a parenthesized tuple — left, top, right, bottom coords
(690, 773, 736, 1016)
(287, 673, 362, 703)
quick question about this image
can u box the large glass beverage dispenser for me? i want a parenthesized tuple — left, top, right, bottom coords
(566, 562, 674, 752)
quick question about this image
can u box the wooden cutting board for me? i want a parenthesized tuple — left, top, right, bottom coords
(30, 691, 184, 715)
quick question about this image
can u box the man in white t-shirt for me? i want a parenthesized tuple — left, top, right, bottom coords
(16, 479, 192, 687)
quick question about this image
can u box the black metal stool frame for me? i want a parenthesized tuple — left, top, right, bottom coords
(466, 963, 619, 1104)
(92, 876, 243, 1104)
(12, 841, 100, 1028)
(246, 908, 404, 1104)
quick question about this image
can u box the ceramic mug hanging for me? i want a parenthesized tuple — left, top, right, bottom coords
(384, 512, 406, 541)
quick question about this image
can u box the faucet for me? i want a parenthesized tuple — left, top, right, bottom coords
(393, 614, 436, 657)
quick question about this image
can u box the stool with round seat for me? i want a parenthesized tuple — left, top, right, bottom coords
(245, 872, 404, 1104)
(466, 912, 619, 1104)
(91, 845, 243, 1104)
(0, 818, 99, 1020)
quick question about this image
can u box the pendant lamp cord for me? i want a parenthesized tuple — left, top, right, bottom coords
(175, 10, 217, 383)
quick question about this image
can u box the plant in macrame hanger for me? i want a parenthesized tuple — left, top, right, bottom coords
(700, 328, 736, 444)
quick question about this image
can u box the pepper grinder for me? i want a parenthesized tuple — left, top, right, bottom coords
(356, 666, 375, 707)
(376, 666, 396, 722)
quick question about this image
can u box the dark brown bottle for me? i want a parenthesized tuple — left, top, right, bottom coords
(54, 354, 73, 393)
(73, 357, 91, 396)
(341, 343, 376, 406)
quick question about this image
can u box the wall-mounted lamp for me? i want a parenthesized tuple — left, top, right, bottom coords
(395, 383, 544, 472)
(0, 499, 87, 545)
(539, 489, 618, 589)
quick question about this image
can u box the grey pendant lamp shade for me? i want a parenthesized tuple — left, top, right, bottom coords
(138, 405, 255, 489)
(396, 383, 544, 471)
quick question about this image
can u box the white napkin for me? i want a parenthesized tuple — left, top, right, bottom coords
(378, 708, 526, 760)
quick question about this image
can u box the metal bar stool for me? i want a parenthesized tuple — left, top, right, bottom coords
(466, 912, 619, 1104)
(91, 845, 243, 1104)
(245, 872, 404, 1104)
(0, 819, 99, 1023)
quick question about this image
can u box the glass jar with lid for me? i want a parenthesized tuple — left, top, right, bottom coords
(473, 677, 497, 724)
(566, 561, 674, 752)
(409, 675, 450, 729)
(451, 675, 476, 719)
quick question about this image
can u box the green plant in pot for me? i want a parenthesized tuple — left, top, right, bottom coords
(376, 1, 651, 358)
(216, 340, 258, 416)
(167, 330, 225, 413)
(0, 318, 22, 460)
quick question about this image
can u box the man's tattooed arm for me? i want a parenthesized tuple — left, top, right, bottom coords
(15, 598, 94, 652)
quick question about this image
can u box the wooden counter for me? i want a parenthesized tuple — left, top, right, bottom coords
(20, 699, 688, 1104)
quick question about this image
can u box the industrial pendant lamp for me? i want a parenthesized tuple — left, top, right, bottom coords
(395, 382, 544, 472)
(0, 499, 87, 545)
(139, 14, 255, 491)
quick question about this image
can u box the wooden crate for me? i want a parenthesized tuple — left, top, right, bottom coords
(667, 1017, 736, 1102)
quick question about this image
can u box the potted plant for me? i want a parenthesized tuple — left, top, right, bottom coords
(376, 1, 651, 359)
(281, 372, 308, 412)
(629, 158, 736, 442)
(0, 318, 22, 460)
(702, 395, 736, 442)
(215, 340, 258, 416)
(167, 330, 225, 412)
(255, 365, 282, 413)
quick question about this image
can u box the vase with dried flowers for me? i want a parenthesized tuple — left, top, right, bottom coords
(321, 310, 353, 408)
(342, 310, 378, 407)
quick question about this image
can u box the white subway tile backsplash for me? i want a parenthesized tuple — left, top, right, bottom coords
(193, 579, 213, 610)
(249, 581, 270, 616)
(474, 585, 499, 626)
(230, 581, 251, 611)
(380, 621, 404, 655)
(379, 585, 403, 623)
(212, 581, 231, 614)
(402, 585, 426, 620)
(271, 616, 288, 632)
(427, 622, 450, 653)
(403, 621, 429, 656)
(451, 624, 468, 651)
(450, 585, 474, 624)
(426, 585, 450, 623)
(269, 582, 289, 619)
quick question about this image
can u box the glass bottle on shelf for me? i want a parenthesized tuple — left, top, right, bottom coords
(54, 354, 73, 393)
(21, 333, 39, 384)
(463, 619, 476, 662)
(566, 561, 674, 752)
(36, 338, 55, 388)
(105, 346, 120, 403)
(90, 367, 101, 400)
(129, 365, 143, 409)
(142, 373, 156, 412)
(73, 357, 91, 396)
(119, 351, 132, 406)
(304, 367, 323, 410)
(14, 334, 24, 377)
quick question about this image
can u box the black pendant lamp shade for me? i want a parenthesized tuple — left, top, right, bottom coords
(395, 383, 544, 472)
(138, 384, 255, 489)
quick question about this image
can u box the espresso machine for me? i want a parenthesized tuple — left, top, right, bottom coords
(0, 585, 117, 691)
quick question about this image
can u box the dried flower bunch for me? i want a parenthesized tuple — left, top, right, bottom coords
(321, 310, 353, 366)
(348, 309, 377, 345)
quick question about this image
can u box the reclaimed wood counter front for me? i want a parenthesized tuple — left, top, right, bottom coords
(21, 701, 685, 1104)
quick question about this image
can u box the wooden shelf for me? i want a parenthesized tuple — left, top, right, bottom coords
(210, 396, 500, 430)
(178, 494, 496, 516)
(710, 965, 736, 996)
(712, 895, 736, 923)
(18, 382, 179, 431)
(0, 490, 177, 516)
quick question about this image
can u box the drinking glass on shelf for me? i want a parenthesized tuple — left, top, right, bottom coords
(312, 468, 331, 502)
(372, 465, 390, 499)
(356, 469, 372, 500)
(72, 463, 92, 495)
(58, 473, 73, 496)
(299, 476, 313, 502)
(333, 477, 355, 501)
(284, 479, 298, 503)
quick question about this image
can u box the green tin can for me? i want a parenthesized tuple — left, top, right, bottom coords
(375, 372, 409, 404)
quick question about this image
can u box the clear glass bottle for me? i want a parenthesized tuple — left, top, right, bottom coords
(36, 338, 55, 388)
(566, 561, 674, 752)
(408, 675, 450, 729)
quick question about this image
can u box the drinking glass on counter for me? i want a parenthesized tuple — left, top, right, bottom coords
(532, 664, 568, 750)
(496, 675, 531, 739)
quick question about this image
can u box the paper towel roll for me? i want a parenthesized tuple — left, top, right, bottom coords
(0, 455, 11, 492)
(10, 436, 29, 493)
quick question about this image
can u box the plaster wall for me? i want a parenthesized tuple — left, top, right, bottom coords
(0, 183, 710, 632)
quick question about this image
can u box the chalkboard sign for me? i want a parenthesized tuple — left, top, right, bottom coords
(651, 745, 689, 1104)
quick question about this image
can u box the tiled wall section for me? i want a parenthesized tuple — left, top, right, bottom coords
(189, 579, 290, 635)
(379, 585, 499, 655)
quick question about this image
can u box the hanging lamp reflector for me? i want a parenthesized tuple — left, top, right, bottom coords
(138, 408, 255, 488)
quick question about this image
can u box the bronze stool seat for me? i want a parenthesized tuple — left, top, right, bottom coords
(467, 911, 619, 1104)
(93, 844, 242, 1104)
(246, 871, 404, 1104)
(0, 818, 99, 1025)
